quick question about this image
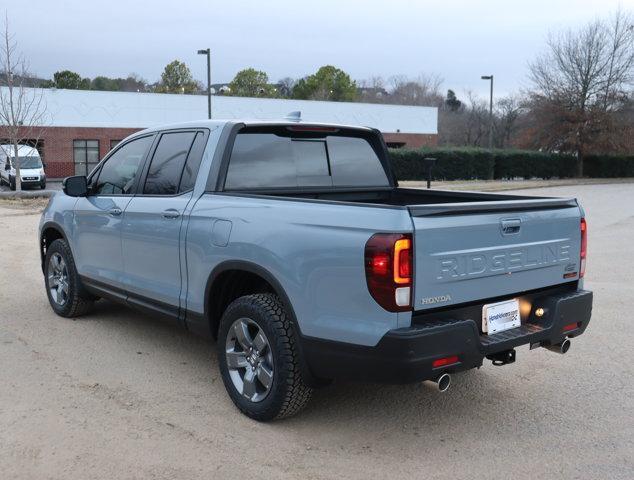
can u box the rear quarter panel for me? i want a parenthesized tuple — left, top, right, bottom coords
(185, 194, 413, 346)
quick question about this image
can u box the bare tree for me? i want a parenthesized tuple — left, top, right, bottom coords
(494, 95, 524, 148)
(528, 9, 634, 175)
(0, 14, 47, 191)
(277, 77, 296, 98)
(387, 74, 444, 107)
(357, 76, 388, 103)
(438, 91, 489, 147)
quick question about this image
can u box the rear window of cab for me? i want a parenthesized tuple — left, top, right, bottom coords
(224, 128, 390, 190)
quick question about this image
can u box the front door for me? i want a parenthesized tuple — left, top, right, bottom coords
(73, 135, 154, 289)
(121, 130, 203, 311)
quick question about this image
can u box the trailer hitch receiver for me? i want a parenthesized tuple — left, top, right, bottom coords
(486, 349, 516, 366)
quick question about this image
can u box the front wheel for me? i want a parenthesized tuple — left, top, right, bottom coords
(44, 239, 94, 317)
(217, 293, 313, 421)
(40, 181, 46, 189)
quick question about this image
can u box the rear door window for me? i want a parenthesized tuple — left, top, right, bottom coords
(178, 132, 207, 193)
(224, 131, 388, 190)
(144, 131, 197, 195)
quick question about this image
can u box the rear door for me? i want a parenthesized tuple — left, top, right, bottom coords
(410, 199, 583, 311)
(120, 130, 207, 313)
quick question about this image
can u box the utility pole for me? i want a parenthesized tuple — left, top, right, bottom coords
(197, 48, 211, 119)
(481, 75, 494, 150)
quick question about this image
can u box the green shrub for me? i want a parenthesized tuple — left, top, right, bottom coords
(493, 150, 577, 179)
(388, 147, 494, 181)
(583, 155, 634, 177)
(388, 147, 634, 181)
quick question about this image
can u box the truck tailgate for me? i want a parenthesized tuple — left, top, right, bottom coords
(409, 198, 582, 311)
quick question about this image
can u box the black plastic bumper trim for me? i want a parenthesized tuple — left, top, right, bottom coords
(301, 289, 593, 384)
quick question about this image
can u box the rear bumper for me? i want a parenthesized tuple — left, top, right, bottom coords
(302, 288, 593, 384)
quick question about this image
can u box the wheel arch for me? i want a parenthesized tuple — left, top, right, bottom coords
(202, 260, 323, 386)
(40, 222, 70, 272)
(203, 260, 302, 340)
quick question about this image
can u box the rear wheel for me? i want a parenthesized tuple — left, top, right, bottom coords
(217, 293, 312, 421)
(9, 177, 15, 190)
(44, 239, 94, 317)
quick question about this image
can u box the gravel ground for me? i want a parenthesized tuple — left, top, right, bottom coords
(0, 184, 632, 479)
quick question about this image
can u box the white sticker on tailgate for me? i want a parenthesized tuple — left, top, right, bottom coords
(482, 299, 521, 334)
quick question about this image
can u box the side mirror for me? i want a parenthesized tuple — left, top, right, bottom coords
(63, 175, 88, 197)
(4, 163, 10, 171)
(42, 162, 47, 169)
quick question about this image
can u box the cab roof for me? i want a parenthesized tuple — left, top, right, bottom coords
(131, 119, 375, 137)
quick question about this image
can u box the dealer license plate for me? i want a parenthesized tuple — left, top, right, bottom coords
(482, 299, 521, 334)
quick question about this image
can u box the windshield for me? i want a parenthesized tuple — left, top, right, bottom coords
(10, 156, 42, 169)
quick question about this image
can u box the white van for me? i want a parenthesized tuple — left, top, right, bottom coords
(0, 144, 46, 190)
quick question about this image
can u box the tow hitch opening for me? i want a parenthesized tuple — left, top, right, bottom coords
(486, 349, 516, 366)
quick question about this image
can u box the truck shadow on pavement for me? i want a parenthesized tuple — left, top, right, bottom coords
(82, 299, 539, 433)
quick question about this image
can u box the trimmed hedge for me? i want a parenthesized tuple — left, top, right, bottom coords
(583, 154, 634, 177)
(388, 147, 634, 181)
(389, 147, 494, 181)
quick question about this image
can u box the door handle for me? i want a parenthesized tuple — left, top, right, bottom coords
(501, 218, 521, 235)
(162, 209, 180, 219)
(109, 207, 122, 216)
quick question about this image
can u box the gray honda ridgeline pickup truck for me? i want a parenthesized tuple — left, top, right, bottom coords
(39, 120, 593, 420)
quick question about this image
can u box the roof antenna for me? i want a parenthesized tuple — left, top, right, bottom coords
(285, 111, 301, 122)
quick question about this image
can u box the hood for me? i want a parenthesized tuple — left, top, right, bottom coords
(19, 167, 44, 176)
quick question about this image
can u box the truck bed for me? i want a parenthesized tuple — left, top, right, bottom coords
(240, 186, 575, 211)
(239, 186, 582, 313)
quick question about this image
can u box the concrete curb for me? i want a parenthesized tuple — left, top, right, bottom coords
(0, 190, 56, 199)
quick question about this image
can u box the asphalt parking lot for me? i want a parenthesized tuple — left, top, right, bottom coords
(0, 183, 632, 479)
(0, 180, 61, 196)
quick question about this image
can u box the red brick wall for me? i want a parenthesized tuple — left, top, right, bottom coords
(382, 133, 438, 148)
(40, 127, 141, 178)
(0, 126, 141, 178)
(1, 126, 438, 178)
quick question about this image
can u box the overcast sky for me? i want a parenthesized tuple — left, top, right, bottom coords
(8, 0, 629, 99)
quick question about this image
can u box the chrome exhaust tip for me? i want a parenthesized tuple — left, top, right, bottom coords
(426, 373, 451, 392)
(544, 338, 571, 354)
(437, 373, 451, 392)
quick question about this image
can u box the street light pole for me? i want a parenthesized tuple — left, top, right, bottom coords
(481, 75, 494, 150)
(197, 48, 211, 119)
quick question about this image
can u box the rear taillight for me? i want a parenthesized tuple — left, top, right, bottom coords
(365, 233, 413, 312)
(580, 218, 587, 278)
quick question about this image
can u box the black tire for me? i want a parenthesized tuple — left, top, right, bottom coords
(217, 293, 313, 421)
(9, 177, 15, 190)
(41, 181, 46, 190)
(44, 239, 94, 317)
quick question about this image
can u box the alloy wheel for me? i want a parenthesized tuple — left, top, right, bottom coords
(47, 253, 69, 306)
(225, 317, 274, 402)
